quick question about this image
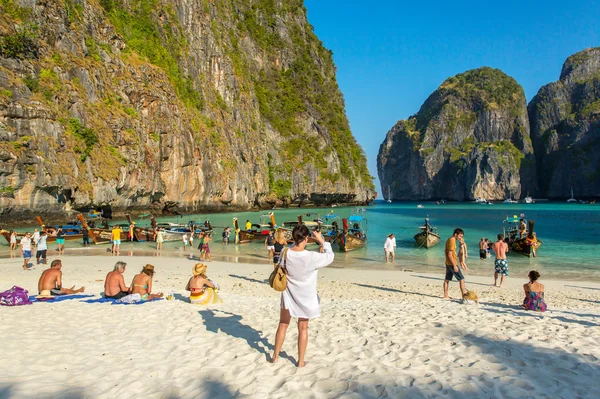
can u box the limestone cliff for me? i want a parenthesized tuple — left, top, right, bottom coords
(377, 67, 535, 201)
(528, 47, 600, 198)
(0, 0, 374, 219)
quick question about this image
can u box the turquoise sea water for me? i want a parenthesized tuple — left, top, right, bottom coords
(2, 201, 599, 281)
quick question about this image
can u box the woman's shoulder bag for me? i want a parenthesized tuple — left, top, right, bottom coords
(269, 247, 289, 292)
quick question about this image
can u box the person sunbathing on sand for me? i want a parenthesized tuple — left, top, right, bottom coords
(130, 264, 163, 301)
(185, 263, 222, 304)
(104, 261, 130, 299)
(37, 259, 85, 296)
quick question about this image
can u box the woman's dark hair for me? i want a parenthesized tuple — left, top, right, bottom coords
(528, 270, 540, 281)
(292, 224, 310, 245)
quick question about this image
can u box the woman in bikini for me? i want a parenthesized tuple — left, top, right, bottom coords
(185, 263, 222, 304)
(523, 270, 546, 311)
(129, 264, 163, 301)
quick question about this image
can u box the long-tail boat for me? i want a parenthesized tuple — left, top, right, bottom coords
(320, 213, 340, 243)
(233, 217, 269, 243)
(77, 214, 127, 244)
(503, 216, 542, 257)
(126, 215, 185, 242)
(414, 218, 441, 248)
(336, 215, 367, 252)
(36, 216, 83, 242)
(0, 230, 26, 244)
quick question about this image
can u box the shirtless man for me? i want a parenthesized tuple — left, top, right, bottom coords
(492, 234, 510, 287)
(38, 259, 85, 295)
(479, 238, 487, 260)
(104, 261, 130, 299)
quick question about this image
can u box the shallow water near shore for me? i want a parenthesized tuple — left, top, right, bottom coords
(1, 201, 599, 281)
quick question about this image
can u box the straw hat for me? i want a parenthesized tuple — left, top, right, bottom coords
(142, 264, 155, 273)
(36, 290, 54, 299)
(193, 263, 207, 276)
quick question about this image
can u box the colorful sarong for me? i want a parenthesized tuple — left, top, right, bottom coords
(190, 288, 222, 305)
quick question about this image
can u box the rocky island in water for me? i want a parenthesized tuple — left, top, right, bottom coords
(378, 47, 600, 201)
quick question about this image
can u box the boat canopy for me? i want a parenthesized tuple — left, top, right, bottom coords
(348, 215, 363, 222)
(323, 214, 339, 219)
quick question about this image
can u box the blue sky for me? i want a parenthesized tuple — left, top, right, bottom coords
(304, 0, 600, 195)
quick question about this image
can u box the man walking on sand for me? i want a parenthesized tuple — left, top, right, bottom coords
(384, 233, 396, 263)
(111, 225, 123, 255)
(443, 228, 467, 299)
(20, 232, 32, 270)
(492, 234, 509, 287)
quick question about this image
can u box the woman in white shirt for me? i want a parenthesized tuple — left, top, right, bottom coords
(270, 225, 334, 367)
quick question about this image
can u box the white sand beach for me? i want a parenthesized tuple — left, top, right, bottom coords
(1, 254, 599, 398)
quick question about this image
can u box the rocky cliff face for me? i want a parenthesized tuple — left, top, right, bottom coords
(378, 67, 535, 201)
(0, 0, 374, 219)
(528, 47, 600, 198)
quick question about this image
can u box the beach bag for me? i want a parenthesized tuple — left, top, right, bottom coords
(462, 290, 479, 305)
(0, 286, 32, 306)
(269, 248, 289, 292)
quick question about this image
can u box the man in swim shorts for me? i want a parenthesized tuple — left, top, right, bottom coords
(443, 228, 467, 299)
(479, 237, 487, 259)
(104, 261, 130, 299)
(55, 226, 65, 255)
(20, 232, 32, 270)
(265, 230, 275, 261)
(111, 225, 123, 255)
(492, 234, 509, 287)
(38, 259, 85, 296)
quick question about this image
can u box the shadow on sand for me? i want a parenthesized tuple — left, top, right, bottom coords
(228, 274, 268, 285)
(353, 283, 446, 300)
(198, 309, 295, 364)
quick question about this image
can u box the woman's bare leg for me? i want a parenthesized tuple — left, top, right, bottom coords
(270, 308, 291, 363)
(297, 318, 309, 367)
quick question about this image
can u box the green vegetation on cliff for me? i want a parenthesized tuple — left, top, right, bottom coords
(100, 0, 203, 111)
(439, 67, 524, 112)
(238, 1, 373, 190)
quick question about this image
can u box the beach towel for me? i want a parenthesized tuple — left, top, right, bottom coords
(1, 286, 32, 306)
(81, 296, 163, 305)
(81, 297, 118, 304)
(29, 294, 94, 303)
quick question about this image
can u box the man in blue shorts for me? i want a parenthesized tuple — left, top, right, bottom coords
(492, 234, 509, 287)
(443, 228, 467, 299)
(20, 232, 32, 270)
